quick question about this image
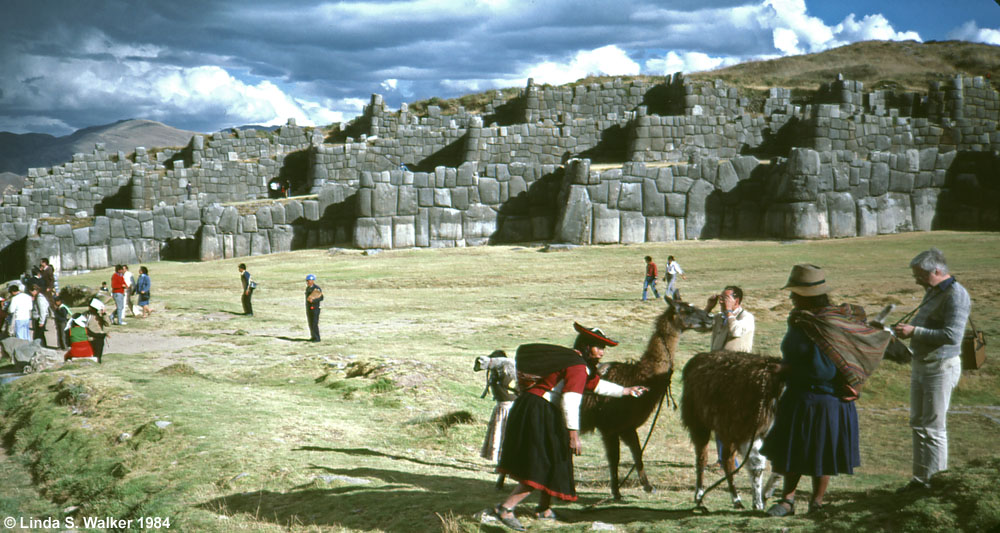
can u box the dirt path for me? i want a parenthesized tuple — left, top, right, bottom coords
(101, 332, 206, 356)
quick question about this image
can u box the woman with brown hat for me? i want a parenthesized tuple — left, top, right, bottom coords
(761, 264, 890, 517)
(491, 323, 647, 530)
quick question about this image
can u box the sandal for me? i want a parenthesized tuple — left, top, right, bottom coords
(808, 500, 825, 514)
(493, 504, 525, 531)
(766, 498, 795, 517)
(534, 507, 558, 521)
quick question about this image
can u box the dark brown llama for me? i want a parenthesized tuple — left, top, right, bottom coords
(680, 350, 785, 510)
(580, 298, 713, 500)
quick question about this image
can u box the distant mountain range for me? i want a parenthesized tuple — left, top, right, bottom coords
(0, 119, 199, 176)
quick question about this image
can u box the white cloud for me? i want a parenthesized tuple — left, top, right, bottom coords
(834, 13, 920, 42)
(523, 45, 640, 86)
(380, 79, 399, 91)
(645, 51, 741, 75)
(948, 21, 1000, 46)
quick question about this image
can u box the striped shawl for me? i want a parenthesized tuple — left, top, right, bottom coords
(792, 304, 893, 390)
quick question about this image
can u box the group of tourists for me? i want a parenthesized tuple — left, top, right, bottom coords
(641, 255, 687, 302)
(485, 247, 971, 529)
(1, 258, 64, 347)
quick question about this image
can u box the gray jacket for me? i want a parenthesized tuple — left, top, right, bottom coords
(910, 278, 970, 362)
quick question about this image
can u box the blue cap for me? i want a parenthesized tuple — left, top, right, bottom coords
(306, 274, 316, 281)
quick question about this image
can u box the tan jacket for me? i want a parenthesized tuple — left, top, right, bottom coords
(710, 308, 755, 352)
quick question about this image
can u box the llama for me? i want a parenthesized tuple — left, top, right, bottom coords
(680, 350, 785, 510)
(579, 297, 713, 500)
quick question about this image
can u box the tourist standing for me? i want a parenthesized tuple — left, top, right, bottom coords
(110, 265, 127, 325)
(30, 284, 52, 347)
(136, 266, 152, 318)
(892, 248, 971, 492)
(239, 263, 254, 316)
(53, 295, 72, 349)
(641, 256, 661, 302)
(664, 255, 688, 301)
(7, 285, 33, 340)
(39, 257, 56, 306)
(305, 274, 323, 342)
(123, 265, 135, 317)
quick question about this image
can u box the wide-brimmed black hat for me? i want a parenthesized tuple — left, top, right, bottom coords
(573, 322, 618, 347)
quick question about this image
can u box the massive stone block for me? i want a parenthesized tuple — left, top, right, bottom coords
(250, 231, 271, 256)
(716, 160, 739, 193)
(283, 201, 304, 223)
(826, 192, 857, 238)
(877, 193, 913, 234)
(373, 183, 398, 216)
(269, 224, 294, 253)
(617, 182, 642, 211)
(354, 217, 393, 249)
(199, 225, 222, 261)
(620, 211, 646, 244)
(463, 204, 498, 246)
(87, 246, 109, 270)
(429, 208, 463, 241)
(478, 177, 501, 205)
(789, 148, 820, 176)
(255, 206, 273, 229)
(592, 204, 620, 244)
(392, 216, 416, 248)
(911, 189, 939, 231)
(217, 207, 239, 234)
(553, 185, 592, 244)
(642, 179, 666, 216)
(646, 216, 676, 242)
(685, 179, 715, 240)
(397, 185, 417, 215)
(856, 197, 878, 237)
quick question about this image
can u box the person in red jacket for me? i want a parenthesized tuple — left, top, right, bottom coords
(110, 265, 127, 326)
(491, 323, 647, 530)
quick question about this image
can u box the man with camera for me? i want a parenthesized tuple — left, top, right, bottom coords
(705, 285, 755, 352)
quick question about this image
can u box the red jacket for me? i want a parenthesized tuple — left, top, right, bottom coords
(111, 272, 126, 294)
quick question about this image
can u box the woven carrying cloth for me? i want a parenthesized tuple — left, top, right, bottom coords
(791, 304, 892, 389)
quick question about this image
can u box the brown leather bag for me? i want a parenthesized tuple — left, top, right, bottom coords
(961, 318, 986, 370)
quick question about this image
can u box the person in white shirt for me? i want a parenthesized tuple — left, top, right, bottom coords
(123, 265, 135, 317)
(8, 284, 35, 340)
(705, 285, 756, 352)
(705, 285, 756, 468)
(663, 255, 688, 301)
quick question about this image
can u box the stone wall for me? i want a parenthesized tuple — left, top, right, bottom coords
(4, 73, 999, 280)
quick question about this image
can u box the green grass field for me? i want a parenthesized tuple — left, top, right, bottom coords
(1, 231, 998, 532)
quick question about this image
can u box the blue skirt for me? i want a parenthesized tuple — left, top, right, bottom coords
(761, 388, 860, 477)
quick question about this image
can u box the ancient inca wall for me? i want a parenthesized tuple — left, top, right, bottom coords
(4, 73, 999, 279)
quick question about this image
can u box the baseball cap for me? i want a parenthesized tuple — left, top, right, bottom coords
(305, 274, 316, 281)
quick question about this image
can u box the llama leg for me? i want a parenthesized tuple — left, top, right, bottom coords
(693, 434, 710, 506)
(600, 431, 624, 500)
(745, 438, 767, 511)
(764, 472, 783, 500)
(621, 429, 653, 493)
(721, 441, 744, 509)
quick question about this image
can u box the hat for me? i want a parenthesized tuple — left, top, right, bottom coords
(573, 322, 619, 347)
(782, 264, 832, 296)
(305, 274, 316, 281)
(89, 298, 106, 311)
(71, 315, 88, 328)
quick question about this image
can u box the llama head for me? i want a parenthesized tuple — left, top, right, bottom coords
(664, 297, 714, 332)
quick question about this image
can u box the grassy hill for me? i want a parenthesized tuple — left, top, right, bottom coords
(0, 232, 998, 532)
(408, 40, 1000, 116)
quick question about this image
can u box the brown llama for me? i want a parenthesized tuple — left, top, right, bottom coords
(680, 350, 785, 510)
(580, 297, 713, 500)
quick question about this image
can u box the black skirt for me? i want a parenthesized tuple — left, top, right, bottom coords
(498, 393, 577, 501)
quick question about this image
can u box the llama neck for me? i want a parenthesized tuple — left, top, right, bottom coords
(640, 329, 681, 375)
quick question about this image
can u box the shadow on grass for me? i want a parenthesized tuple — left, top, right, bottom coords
(198, 465, 698, 532)
(274, 336, 314, 342)
(295, 447, 479, 473)
(220, 310, 249, 316)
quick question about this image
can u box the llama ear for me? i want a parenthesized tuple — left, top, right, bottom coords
(664, 296, 675, 310)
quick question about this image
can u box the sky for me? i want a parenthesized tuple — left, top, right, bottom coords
(1, 0, 998, 137)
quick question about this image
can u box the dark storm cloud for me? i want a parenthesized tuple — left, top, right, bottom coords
(0, 0, 976, 136)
